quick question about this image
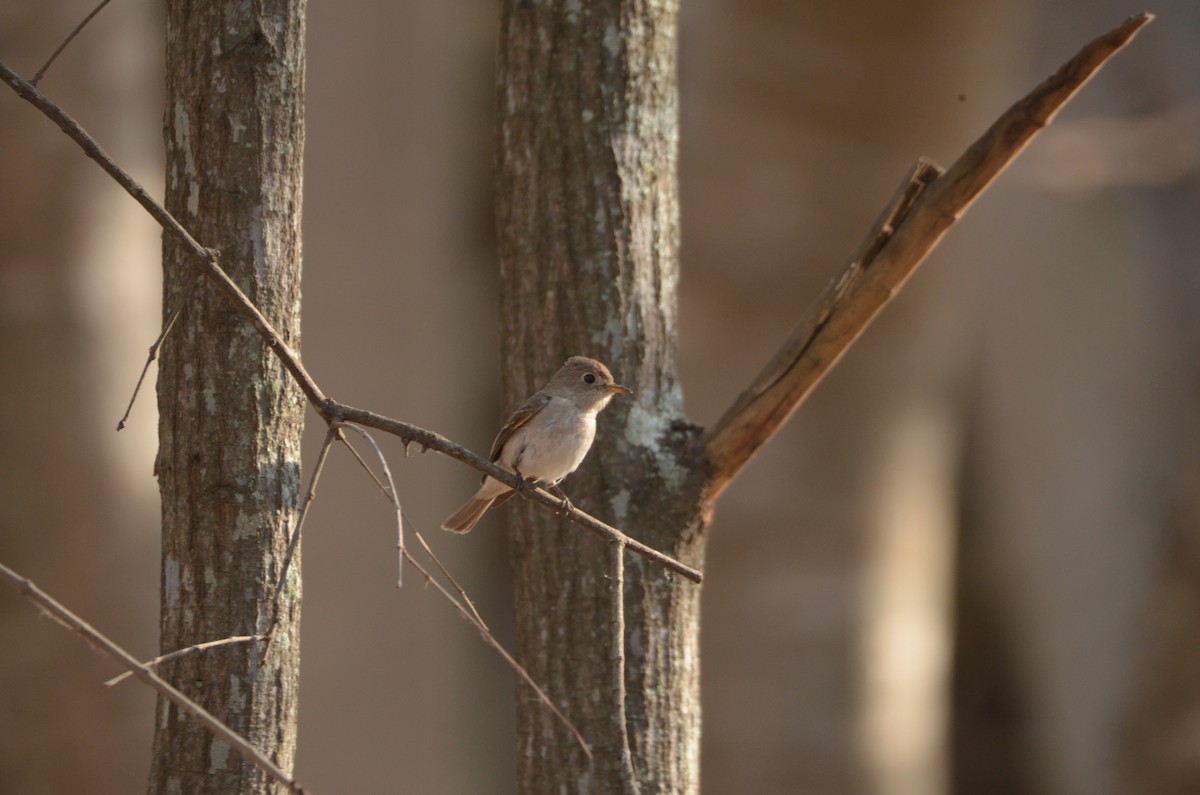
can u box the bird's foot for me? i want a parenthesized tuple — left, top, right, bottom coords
(549, 483, 574, 515)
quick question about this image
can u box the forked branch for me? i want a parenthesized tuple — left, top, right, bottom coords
(701, 12, 1153, 502)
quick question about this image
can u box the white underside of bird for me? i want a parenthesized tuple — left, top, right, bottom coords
(440, 397, 599, 532)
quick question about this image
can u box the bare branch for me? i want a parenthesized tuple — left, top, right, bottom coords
(0, 562, 308, 794)
(701, 12, 1154, 501)
(609, 541, 640, 792)
(104, 635, 263, 687)
(269, 426, 339, 635)
(337, 423, 405, 587)
(295, 422, 582, 738)
(701, 159, 938, 498)
(399, 548, 592, 758)
(407, 522, 491, 631)
(30, 0, 114, 86)
(117, 285, 194, 430)
(333, 427, 492, 626)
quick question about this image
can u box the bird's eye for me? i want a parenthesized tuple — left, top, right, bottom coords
(583, 373, 597, 384)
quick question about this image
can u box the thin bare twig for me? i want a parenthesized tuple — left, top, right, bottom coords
(336, 428, 492, 636)
(609, 541, 640, 792)
(336, 430, 391, 493)
(30, 0, 114, 86)
(701, 12, 1155, 501)
(407, 522, 490, 631)
(399, 548, 592, 758)
(336, 423, 405, 587)
(104, 634, 264, 687)
(269, 426, 338, 634)
(117, 287, 192, 431)
(0, 562, 308, 794)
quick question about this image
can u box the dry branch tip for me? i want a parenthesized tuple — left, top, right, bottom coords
(699, 12, 1153, 504)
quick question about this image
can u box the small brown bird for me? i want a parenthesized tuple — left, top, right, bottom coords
(441, 356, 632, 533)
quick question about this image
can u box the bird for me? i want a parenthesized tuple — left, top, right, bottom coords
(441, 355, 632, 533)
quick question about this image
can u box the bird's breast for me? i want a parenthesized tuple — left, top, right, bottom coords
(504, 398, 598, 483)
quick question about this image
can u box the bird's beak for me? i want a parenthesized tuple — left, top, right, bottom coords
(606, 384, 633, 395)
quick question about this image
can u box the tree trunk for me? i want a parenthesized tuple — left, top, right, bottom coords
(149, 2, 306, 792)
(496, 1, 707, 791)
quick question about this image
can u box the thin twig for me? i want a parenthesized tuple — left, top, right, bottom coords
(609, 541, 640, 792)
(30, 0, 114, 86)
(336, 428, 390, 494)
(268, 426, 338, 635)
(408, 523, 490, 631)
(104, 634, 264, 687)
(700, 13, 1155, 501)
(0, 562, 308, 794)
(400, 548, 592, 759)
(117, 289, 191, 431)
(336, 423, 404, 587)
(335, 426, 491, 629)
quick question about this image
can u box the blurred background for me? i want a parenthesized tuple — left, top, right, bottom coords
(2, 1, 1198, 793)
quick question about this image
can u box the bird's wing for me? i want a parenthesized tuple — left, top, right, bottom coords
(488, 392, 551, 463)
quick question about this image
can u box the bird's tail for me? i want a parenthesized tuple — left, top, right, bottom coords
(440, 496, 496, 534)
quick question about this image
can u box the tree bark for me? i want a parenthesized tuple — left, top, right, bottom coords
(149, 2, 306, 793)
(496, 1, 707, 791)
